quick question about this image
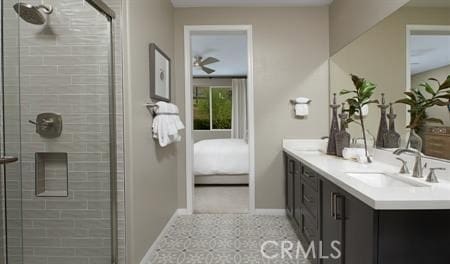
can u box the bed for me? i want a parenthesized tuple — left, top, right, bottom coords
(194, 139, 249, 185)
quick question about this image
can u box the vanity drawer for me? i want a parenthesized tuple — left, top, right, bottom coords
(302, 166, 319, 190)
(302, 182, 318, 221)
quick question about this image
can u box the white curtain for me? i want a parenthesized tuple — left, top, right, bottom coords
(232, 79, 248, 139)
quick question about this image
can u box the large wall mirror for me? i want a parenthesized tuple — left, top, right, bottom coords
(330, 0, 450, 161)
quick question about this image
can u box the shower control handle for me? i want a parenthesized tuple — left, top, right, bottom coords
(0, 156, 18, 165)
(29, 118, 54, 128)
(29, 113, 63, 138)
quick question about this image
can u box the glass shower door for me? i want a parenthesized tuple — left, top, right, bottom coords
(2, 0, 23, 263)
(1, 0, 118, 263)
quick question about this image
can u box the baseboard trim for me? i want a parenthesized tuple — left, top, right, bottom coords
(140, 209, 183, 264)
(176, 208, 191, 215)
(253, 209, 286, 215)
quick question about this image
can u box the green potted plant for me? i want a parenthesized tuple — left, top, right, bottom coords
(340, 74, 379, 163)
(396, 75, 450, 151)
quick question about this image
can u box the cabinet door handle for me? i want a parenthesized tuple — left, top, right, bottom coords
(334, 194, 345, 220)
(331, 192, 336, 218)
(0, 156, 18, 165)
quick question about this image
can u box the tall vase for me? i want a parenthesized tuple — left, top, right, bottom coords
(384, 103, 400, 148)
(327, 94, 340, 155)
(335, 103, 350, 157)
(376, 93, 389, 148)
(407, 129, 423, 152)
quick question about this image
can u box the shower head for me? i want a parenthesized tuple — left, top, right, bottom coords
(13, 2, 53, 25)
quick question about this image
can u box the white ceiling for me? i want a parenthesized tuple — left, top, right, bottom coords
(192, 32, 248, 77)
(172, 0, 333, 8)
(410, 35, 450, 75)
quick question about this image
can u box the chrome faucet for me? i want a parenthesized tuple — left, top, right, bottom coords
(426, 168, 446, 183)
(393, 148, 426, 178)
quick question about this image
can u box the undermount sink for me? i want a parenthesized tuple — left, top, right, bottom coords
(345, 172, 429, 188)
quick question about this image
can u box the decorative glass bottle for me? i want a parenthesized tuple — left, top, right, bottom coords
(327, 93, 340, 155)
(376, 93, 389, 148)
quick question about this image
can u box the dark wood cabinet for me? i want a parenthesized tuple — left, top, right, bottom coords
(285, 155, 295, 219)
(343, 190, 377, 264)
(320, 179, 344, 264)
(284, 151, 450, 264)
(294, 161, 302, 227)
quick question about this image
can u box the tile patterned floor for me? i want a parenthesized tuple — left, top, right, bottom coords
(148, 214, 310, 264)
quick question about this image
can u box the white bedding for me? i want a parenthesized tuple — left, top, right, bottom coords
(194, 139, 249, 175)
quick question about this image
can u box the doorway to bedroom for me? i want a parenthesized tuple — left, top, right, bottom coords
(185, 26, 254, 214)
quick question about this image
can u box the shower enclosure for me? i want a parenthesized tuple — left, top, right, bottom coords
(1, 0, 119, 263)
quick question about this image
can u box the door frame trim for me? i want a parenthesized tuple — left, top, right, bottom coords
(184, 25, 255, 214)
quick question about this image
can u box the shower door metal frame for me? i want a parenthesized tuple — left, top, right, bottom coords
(86, 0, 116, 19)
(85, 1, 118, 263)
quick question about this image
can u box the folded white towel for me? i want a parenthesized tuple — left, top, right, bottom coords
(294, 97, 310, 116)
(342, 148, 367, 163)
(152, 102, 185, 147)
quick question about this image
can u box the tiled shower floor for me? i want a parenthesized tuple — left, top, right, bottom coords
(148, 214, 310, 264)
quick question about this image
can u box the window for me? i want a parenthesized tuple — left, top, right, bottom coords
(193, 86, 232, 130)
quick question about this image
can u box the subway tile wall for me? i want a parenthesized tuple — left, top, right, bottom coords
(1, 0, 125, 263)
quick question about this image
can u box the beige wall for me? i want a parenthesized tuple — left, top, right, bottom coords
(330, 0, 409, 55)
(175, 7, 330, 209)
(124, 0, 177, 263)
(330, 7, 450, 141)
(412, 65, 450, 126)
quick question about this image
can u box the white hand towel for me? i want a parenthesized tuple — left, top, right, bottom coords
(152, 102, 185, 147)
(294, 97, 310, 117)
(295, 104, 309, 116)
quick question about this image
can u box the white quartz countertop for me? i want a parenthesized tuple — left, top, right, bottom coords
(283, 140, 450, 210)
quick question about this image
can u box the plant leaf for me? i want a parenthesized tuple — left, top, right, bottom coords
(438, 75, 450, 91)
(404, 91, 417, 101)
(350, 74, 363, 89)
(420, 82, 436, 96)
(433, 99, 449, 106)
(428, 78, 441, 87)
(435, 94, 450, 100)
(396, 98, 415, 106)
(339, 90, 355, 95)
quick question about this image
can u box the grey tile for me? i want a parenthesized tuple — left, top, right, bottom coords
(149, 215, 310, 264)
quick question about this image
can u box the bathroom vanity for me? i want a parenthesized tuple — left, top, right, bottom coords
(283, 144, 450, 264)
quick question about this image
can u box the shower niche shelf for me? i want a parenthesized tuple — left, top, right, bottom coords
(35, 152, 68, 197)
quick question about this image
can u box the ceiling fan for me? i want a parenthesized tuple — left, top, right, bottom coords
(193, 56, 220, 74)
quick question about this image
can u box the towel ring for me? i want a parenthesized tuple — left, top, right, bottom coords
(145, 103, 159, 117)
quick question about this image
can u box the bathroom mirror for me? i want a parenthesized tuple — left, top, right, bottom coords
(330, 0, 450, 161)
